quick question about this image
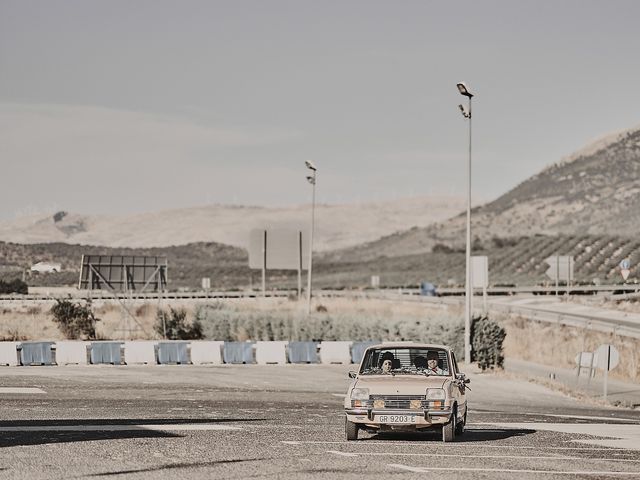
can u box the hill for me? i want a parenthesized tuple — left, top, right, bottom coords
(326, 125, 640, 261)
(2, 233, 638, 290)
(0, 196, 465, 252)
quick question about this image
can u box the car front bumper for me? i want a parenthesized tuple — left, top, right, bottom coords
(345, 408, 452, 426)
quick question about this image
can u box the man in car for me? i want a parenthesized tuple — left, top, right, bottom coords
(426, 351, 447, 375)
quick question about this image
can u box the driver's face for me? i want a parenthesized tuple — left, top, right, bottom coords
(427, 358, 438, 369)
(381, 359, 392, 372)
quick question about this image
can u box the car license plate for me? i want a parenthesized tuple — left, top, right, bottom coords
(377, 414, 417, 424)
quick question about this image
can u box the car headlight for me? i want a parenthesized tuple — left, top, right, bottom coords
(350, 388, 369, 400)
(426, 388, 445, 400)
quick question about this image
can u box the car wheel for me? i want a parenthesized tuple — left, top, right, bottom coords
(442, 414, 456, 442)
(345, 418, 359, 441)
(455, 409, 466, 436)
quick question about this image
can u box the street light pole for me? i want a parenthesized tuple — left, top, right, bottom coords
(457, 82, 474, 365)
(305, 161, 317, 315)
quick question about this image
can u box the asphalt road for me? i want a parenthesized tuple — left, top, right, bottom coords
(1, 365, 640, 479)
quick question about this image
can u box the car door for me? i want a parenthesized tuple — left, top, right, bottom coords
(450, 351, 466, 418)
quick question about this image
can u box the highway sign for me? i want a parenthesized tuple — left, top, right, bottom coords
(620, 259, 631, 280)
(594, 344, 619, 371)
(471, 256, 489, 288)
(545, 255, 574, 282)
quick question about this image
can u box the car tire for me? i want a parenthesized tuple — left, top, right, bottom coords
(455, 410, 466, 436)
(442, 414, 456, 442)
(345, 418, 359, 441)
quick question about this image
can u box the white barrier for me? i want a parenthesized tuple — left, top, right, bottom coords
(55, 341, 88, 365)
(190, 341, 224, 365)
(255, 341, 288, 364)
(124, 341, 156, 365)
(0, 342, 19, 366)
(320, 341, 352, 364)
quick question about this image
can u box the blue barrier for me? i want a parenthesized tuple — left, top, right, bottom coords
(223, 342, 254, 364)
(90, 342, 123, 365)
(20, 342, 54, 365)
(288, 342, 319, 363)
(350, 341, 379, 364)
(157, 342, 189, 364)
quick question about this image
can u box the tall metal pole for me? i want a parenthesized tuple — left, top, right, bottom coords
(464, 96, 473, 364)
(306, 171, 316, 315)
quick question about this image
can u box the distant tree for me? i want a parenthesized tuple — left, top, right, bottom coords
(50, 298, 99, 340)
(155, 307, 204, 340)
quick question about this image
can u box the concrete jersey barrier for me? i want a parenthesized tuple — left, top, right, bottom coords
(157, 341, 189, 364)
(55, 341, 88, 365)
(90, 342, 123, 365)
(124, 341, 156, 365)
(223, 342, 255, 364)
(190, 341, 224, 365)
(0, 342, 19, 366)
(255, 341, 288, 364)
(20, 342, 54, 366)
(319, 341, 352, 364)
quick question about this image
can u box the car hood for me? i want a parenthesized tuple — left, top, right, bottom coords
(354, 375, 448, 395)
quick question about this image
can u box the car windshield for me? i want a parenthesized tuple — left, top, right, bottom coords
(359, 347, 450, 376)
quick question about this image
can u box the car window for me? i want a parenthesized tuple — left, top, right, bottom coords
(360, 347, 450, 376)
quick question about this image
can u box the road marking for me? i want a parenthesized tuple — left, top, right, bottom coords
(280, 440, 631, 451)
(0, 387, 46, 394)
(327, 450, 358, 457)
(480, 423, 640, 451)
(0, 424, 242, 432)
(327, 451, 640, 463)
(470, 411, 640, 423)
(388, 464, 640, 476)
(331, 393, 346, 398)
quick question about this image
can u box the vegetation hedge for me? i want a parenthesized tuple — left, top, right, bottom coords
(0, 279, 28, 294)
(194, 302, 465, 358)
(471, 315, 506, 370)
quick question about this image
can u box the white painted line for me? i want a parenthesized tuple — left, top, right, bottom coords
(0, 387, 46, 394)
(0, 424, 242, 432)
(331, 393, 346, 398)
(327, 451, 640, 463)
(280, 440, 631, 451)
(388, 464, 640, 476)
(478, 423, 640, 451)
(327, 450, 358, 457)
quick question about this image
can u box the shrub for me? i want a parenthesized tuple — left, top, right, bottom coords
(0, 279, 28, 294)
(50, 298, 99, 340)
(471, 315, 506, 371)
(155, 307, 204, 340)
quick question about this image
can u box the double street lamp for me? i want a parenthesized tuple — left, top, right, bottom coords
(305, 160, 317, 315)
(457, 82, 473, 365)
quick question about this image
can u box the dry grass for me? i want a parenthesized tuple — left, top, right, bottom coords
(501, 313, 640, 383)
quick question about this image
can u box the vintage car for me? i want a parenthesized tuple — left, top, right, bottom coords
(344, 342, 469, 442)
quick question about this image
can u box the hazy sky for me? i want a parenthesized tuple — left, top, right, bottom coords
(1, 0, 639, 220)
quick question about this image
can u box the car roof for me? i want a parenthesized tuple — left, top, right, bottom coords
(366, 342, 451, 351)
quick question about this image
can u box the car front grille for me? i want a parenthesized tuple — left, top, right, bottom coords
(369, 395, 426, 410)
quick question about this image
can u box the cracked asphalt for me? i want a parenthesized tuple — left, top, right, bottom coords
(1, 365, 640, 479)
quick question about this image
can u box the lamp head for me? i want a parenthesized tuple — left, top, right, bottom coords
(306, 175, 316, 185)
(305, 160, 317, 171)
(456, 82, 473, 98)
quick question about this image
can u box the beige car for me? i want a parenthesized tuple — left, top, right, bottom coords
(344, 343, 469, 442)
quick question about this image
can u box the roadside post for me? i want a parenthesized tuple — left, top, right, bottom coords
(575, 351, 595, 385)
(471, 255, 489, 313)
(620, 258, 631, 282)
(595, 344, 620, 401)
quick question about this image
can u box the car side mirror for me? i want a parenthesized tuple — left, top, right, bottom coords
(348, 371, 357, 379)
(464, 378, 471, 384)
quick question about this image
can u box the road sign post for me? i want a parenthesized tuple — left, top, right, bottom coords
(471, 256, 489, 313)
(595, 344, 620, 401)
(545, 256, 574, 296)
(620, 259, 631, 282)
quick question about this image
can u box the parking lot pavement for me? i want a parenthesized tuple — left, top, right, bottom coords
(1, 365, 640, 479)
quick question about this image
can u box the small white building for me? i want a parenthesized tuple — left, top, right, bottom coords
(30, 261, 62, 273)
